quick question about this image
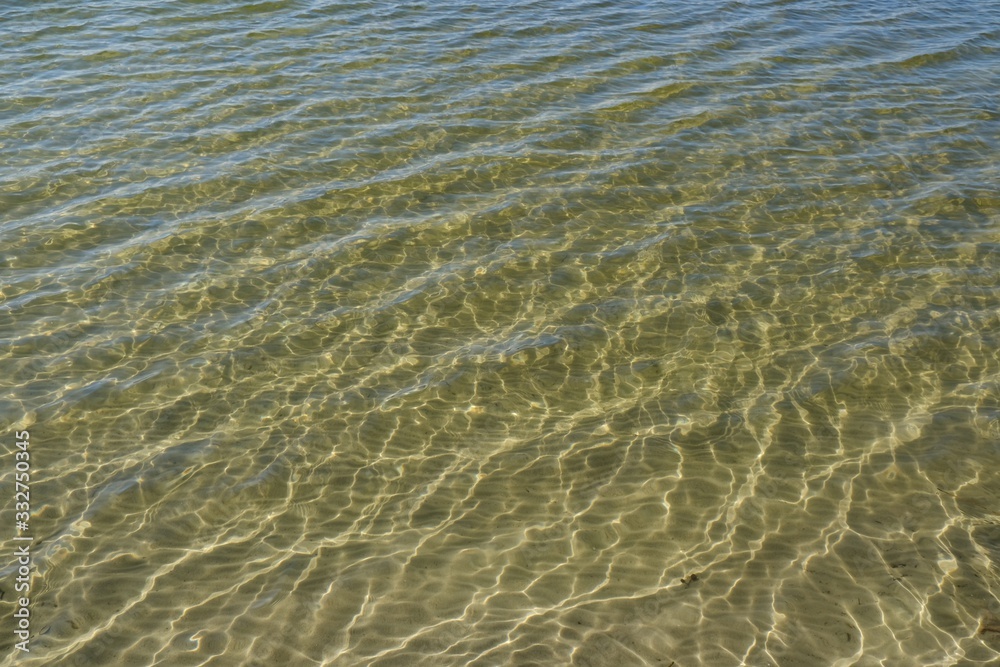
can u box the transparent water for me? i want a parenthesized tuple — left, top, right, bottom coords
(2, 1, 999, 665)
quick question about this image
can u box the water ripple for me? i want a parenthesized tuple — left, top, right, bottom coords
(2, 0, 1000, 665)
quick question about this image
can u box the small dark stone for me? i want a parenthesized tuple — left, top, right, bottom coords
(680, 572, 701, 587)
(979, 613, 1000, 635)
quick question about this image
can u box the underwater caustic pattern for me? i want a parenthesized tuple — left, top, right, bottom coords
(1, 0, 1000, 665)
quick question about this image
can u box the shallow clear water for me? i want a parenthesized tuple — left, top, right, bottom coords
(2, 0, 1000, 665)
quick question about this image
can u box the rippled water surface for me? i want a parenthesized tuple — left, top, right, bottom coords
(2, 0, 1000, 665)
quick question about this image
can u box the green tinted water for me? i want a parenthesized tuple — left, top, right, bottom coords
(2, 1, 1000, 665)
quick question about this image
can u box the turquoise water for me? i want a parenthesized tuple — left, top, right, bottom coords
(2, 1, 1000, 665)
